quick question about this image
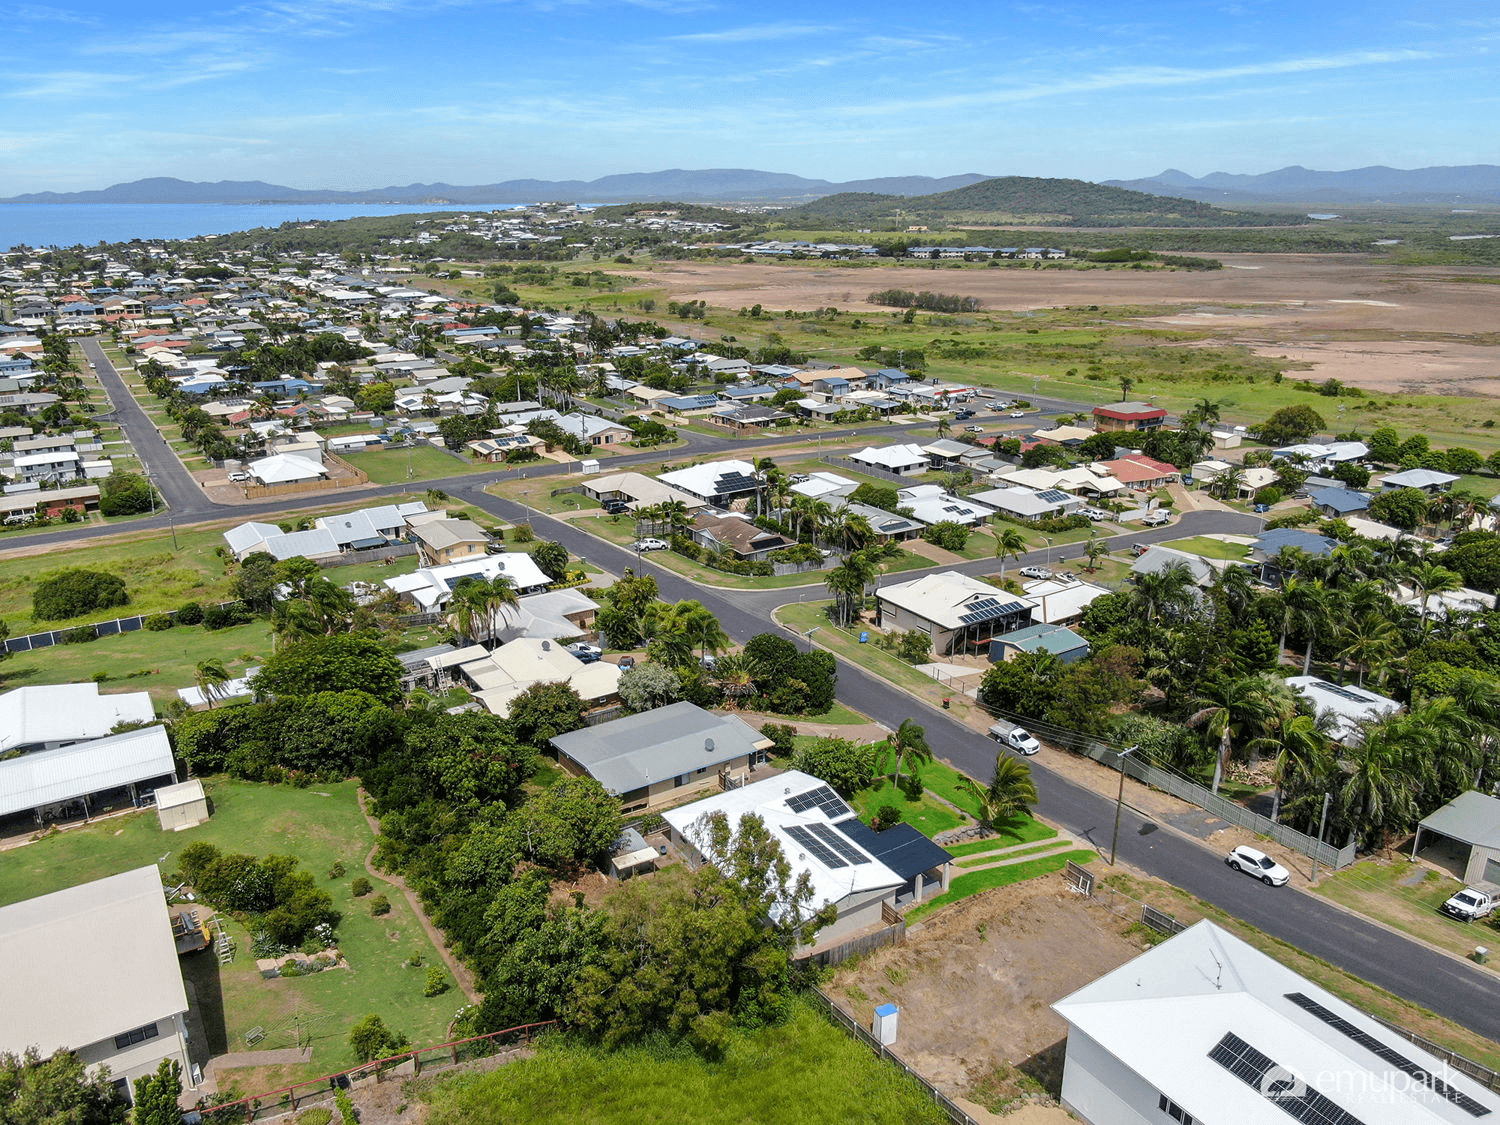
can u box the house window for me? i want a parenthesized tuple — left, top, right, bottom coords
(113, 1023, 160, 1050)
(1157, 1094, 1194, 1124)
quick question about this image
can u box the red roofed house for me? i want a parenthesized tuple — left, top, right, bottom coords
(1092, 401, 1168, 433)
(1098, 453, 1180, 490)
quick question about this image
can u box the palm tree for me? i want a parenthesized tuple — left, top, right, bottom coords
(194, 658, 231, 709)
(444, 579, 489, 644)
(673, 600, 729, 663)
(826, 549, 880, 626)
(1280, 577, 1328, 675)
(305, 576, 356, 636)
(1260, 713, 1332, 823)
(270, 600, 322, 650)
(1337, 612, 1400, 688)
(1083, 535, 1106, 572)
(960, 755, 1039, 829)
(1130, 562, 1196, 624)
(1339, 713, 1432, 849)
(1118, 375, 1134, 401)
(646, 622, 695, 669)
(1188, 674, 1277, 794)
(657, 499, 691, 538)
(935, 415, 952, 439)
(1185, 397, 1222, 431)
(710, 652, 756, 706)
(830, 510, 875, 553)
(1406, 559, 1463, 630)
(1210, 564, 1257, 619)
(991, 527, 1028, 581)
(888, 719, 933, 789)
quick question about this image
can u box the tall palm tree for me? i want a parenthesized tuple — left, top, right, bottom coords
(657, 499, 691, 538)
(194, 658, 231, 709)
(1406, 559, 1463, 630)
(830, 510, 875, 553)
(673, 600, 729, 663)
(1339, 713, 1432, 849)
(1259, 713, 1332, 823)
(476, 575, 519, 641)
(826, 549, 880, 626)
(1337, 612, 1400, 688)
(1186, 397, 1222, 431)
(888, 719, 933, 789)
(991, 526, 1028, 581)
(270, 600, 322, 650)
(935, 415, 952, 439)
(1280, 577, 1328, 675)
(1130, 562, 1196, 624)
(1210, 564, 1257, 619)
(646, 622, 695, 669)
(444, 578, 490, 644)
(1083, 535, 1106, 572)
(1188, 674, 1277, 794)
(960, 755, 1039, 829)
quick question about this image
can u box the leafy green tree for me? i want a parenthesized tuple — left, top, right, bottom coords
(921, 521, 970, 551)
(1252, 404, 1326, 444)
(231, 552, 280, 613)
(98, 470, 157, 516)
(1442, 532, 1500, 592)
(1368, 486, 1429, 531)
(508, 777, 623, 875)
(396, 709, 535, 811)
(251, 634, 402, 704)
(1368, 426, 1400, 464)
(847, 482, 901, 512)
(0, 1047, 127, 1125)
(594, 570, 658, 649)
(278, 690, 399, 775)
(347, 1014, 408, 1063)
(792, 736, 876, 796)
(32, 568, 129, 621)
(616, 661, 682, 712)
(506, 681, 587, 748)
(531, 540, 570, 583)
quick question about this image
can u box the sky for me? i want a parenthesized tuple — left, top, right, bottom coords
(1, 0, 1496, 194)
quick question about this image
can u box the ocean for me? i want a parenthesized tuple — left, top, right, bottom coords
(0, 202, 526, 252)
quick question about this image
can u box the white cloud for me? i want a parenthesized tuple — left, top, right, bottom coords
(669, 23, 831, 43)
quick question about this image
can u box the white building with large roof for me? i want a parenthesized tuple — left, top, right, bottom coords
(0, 725, 177, 826)
(0, 865, 193, 1103)
(877, 570, 1034, 656)
(383, 552, 551, 611)
(0, 683, 155, 755)
(459, 637, 621, 719)
(1053, 919, 1499, 1125)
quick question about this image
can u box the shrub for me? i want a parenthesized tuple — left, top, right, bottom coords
(351, 877, 372, 897)
(369, 894, 391, 916)
(347, 1014, 408, 1063)
(61, 626, 98, 644)
(334, 1088, 357, 1125)
(31, 568, 129, 621)
(922, 521, 970, 551)
(175, 601, 204, 625)
(872, 804, 904, 831)
(406, 950, 423, 967)
(423, 966, 449, 997)
(201, 602, 250, 630)
(327, 861, 345, 879)
(144, 613, 174, 631)
(1253, 486, 1283, 506)
(297, 1108, 333, 1125)
(511, 522, 534, 543)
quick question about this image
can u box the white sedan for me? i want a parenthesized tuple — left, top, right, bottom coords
(1227, 845, 1290, 886)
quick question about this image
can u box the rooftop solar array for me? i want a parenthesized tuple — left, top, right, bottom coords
(957, 597, 1018, 624)
(785, 784, 853, 821)
(1307, 682, 1380, 705)
(1284, 992, 1490, 1117)
(712, 471, 759, 495)
(1209, 1031, 1367, 1125)
(1035, 489, 1072, 504)
(785, 824, 850, 869)
(808, 821, 872, 865)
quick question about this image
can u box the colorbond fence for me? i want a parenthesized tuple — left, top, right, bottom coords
(0, 600, 244, 654)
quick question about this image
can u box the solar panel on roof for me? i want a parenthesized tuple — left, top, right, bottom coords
(808, 821, 872, 865)
(785, 784, 853, 820)
(957, 597, 1017, 625)
(1284, 993, 1490, 1116)
(1035, 489, 1071, 504)
(1209, 1032, 1367, 1125)
(784, 824, 848, 869)
(1308, 682, 1378, 705)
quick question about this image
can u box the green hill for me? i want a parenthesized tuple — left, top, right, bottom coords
(783, 177, 1304, 229)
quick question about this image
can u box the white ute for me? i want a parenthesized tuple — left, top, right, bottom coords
(1443, 887, 1495, 922)
(988, 721, 1041, 755)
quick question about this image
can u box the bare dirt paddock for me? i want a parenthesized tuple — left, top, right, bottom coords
(619, 255, 1500, 397)
(827, 875, 1152, 1119)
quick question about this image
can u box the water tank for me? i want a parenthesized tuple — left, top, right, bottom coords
(873, 1003, 899, 1046)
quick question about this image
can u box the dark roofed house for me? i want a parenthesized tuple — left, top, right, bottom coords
(1310, 487, 1371, 518)
(690, 510, 794, 560)
(710, 403, 792, 430)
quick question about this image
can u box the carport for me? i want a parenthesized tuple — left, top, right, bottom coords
(1412, 791, 1500, 887)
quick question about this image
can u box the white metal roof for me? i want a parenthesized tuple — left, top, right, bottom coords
(877, 570, 1034, 631)
(0, 683, 155, 753)
(153, 778, 206, 811)
(0, 865, 189, 1058)
(1053, 920, 1498, 1125)
(0, 725, 176, 817)
(662, 769, 903, 919)
(1286, 676, 1401, 744)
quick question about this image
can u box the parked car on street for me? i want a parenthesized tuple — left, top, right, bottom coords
(1226, 845, 1289, 886)
(1018, 565, 1053, 579)
(1142, 510, 1171, 526)
(954, 409, 975, 421)
(988, 721, 1041, 754)
(1008, 410, 1026, 418)
(966, 425, 986, 433)
(631, 538, 669, 551)
(1443, 887, 1495, 922)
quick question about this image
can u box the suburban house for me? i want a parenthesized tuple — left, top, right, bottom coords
(0, 683, 156, 755)
(1096, 453, 1181, 491)
(710, 403, 793, 430)
(1091, 401, 1168, 432)
(556, 413, 632, 445)
(1129, 546, 1218, 587)
(550, 701, 773, 812)
(0, 725, 177, 830)
(0, 866, 194, 1106)
(459, 637, 622, 718)
(989, 622, 1091, 664)
(1379, 468, 1461, 493)
(313, 501, 428, 552)
(1310, 487, 1372, 518)
(877, 570, 1034, 656)
(896, 484, 993, 526)
(0, 483, 101, 521)
(488, 588, 600, 644)
(840, 500, 925, 542)
(1021, 577, 1111, 624)
(790, 471, 857, 502)
(993, 465, 1125, 498)
(690, 510, 795, 561)
(1272, 440, 1370, 469)
(1051, 919, 1497, 1125)
(921, 438, 989, 471)
(384, 553, 551, 611)
(1031, 424, 1097, 448)
(246, 451, 327, 486)
(848, 443, 930, 477)
(221, 522, 342, 563)
(658, 460, 761, 506)
(466, 433, 545, 462)
(1412, 791, 1500, 887)
(663, 769, 952, 950)
(968, 485, 1080, 522)
(412, 518, 492, 566)
(1252, 528, 1338, 575)
(1236, 466, 1280, 498)
(658, 393, 721, 415)
(580, 471, 706, 513)
(1286, 676, 1400, 744)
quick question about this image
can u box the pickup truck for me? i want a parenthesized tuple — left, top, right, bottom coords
(988, 721, 1041, 755)
(1442, 887, 1496, 922)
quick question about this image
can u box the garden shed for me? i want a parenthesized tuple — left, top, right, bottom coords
(155, 779, 209, 831)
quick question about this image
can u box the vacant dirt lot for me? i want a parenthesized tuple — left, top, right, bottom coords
(616, 255, 1500, 397)
(827, 874, 1149, 1116)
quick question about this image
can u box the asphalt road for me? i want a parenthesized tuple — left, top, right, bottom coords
(450, 484, 1500, 1044)
(20, 368, 1500, 1041)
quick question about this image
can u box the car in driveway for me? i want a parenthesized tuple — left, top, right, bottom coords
(1443, 887, 1495, 922)
(1080, 507, 1110, 521)
(631, 538, 669, 551)
(566, 642, 602, 663)
(602, 499, 630, 515)
(1018, 565, 1053, 580)
(616, 655, 636, 670)
(1227, 845, 1290, 886)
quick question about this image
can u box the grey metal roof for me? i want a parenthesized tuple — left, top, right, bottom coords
(1418, 791, 1500, 851)
(549, 701, 768, 795)
(0, 725, 175, 818)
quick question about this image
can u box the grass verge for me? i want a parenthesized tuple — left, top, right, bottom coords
(907, 850, 1099, 921)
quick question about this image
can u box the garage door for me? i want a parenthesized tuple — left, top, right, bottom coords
(1483, 858, 1500, 886)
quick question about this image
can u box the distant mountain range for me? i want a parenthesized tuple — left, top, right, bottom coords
(1104, 165, 1500, 204)
(0, 170, 993, 205)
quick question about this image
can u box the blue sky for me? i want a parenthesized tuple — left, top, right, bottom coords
(1, 0, 1495, 193)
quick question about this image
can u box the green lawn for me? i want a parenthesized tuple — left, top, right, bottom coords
(1160, 535, 1251, 561)
(956, 841, 1064, 867)
(341, 445, 488, 485)
(941, 820, 1059, 857)
(907, 850, 1098, 920)
(326, 554, 421, 588)
(0, 779, 457, 1076)
(852, 779, 967, 838)
(422, 1001, 948, 1125)
(1313, 860, 1500, 965)
(1, 620, 272, 705)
